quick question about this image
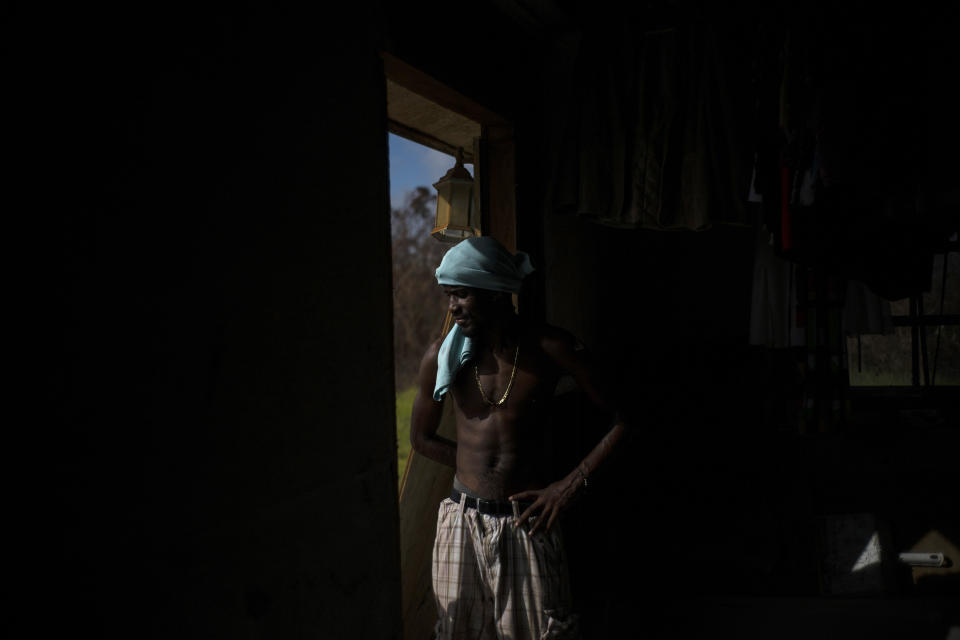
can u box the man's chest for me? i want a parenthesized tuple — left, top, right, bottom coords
(451, 352, 557, 416)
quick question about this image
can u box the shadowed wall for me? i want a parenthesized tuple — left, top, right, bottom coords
(11, 3, 402, 638)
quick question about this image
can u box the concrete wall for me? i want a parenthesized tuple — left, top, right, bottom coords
(12, 3, 401, 638)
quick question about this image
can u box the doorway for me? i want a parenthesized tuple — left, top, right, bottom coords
(388, 133, 473, 484)
(382, 51, 518, 640)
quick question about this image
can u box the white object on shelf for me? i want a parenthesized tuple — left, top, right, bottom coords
(897, 551, 945, 567)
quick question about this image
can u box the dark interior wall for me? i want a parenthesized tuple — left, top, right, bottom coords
(12, 3, 401, 638)
(381, 1, 538, 125)
(540, 205, 785, 605)
(542, 215, 758, 399)
(522, 16, 960, 640)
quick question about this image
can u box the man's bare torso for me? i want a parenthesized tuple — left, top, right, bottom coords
(449, 330, 561, 500)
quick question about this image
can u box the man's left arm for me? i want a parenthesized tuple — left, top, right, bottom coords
(509, 327, 629, 534)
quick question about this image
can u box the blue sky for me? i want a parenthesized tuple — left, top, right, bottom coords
(388, 133, 472, 210)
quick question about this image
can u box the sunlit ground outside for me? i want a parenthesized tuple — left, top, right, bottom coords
(848, 251, 959, 386)
(847, 326, 960, 387)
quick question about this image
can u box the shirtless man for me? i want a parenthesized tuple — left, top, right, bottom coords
(410, 236, 628, 640)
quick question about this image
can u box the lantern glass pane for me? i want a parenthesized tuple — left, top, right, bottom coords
(449, 185, 472, 228)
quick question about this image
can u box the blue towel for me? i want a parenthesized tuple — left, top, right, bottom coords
(433, 237, 534, 400)
(434, 325, 473, 401)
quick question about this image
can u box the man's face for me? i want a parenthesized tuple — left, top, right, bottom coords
(440, 285, 499, 337)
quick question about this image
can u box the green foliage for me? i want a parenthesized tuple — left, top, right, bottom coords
(395, 386, 418, 482)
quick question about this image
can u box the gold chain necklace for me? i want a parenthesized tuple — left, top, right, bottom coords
(474, 344, 520, 406)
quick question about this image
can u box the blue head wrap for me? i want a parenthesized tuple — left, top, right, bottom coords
(435, 236, 534, 294)
(433, 237, 534, 400)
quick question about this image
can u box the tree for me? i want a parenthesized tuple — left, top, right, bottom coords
(391, 186, 449, 389)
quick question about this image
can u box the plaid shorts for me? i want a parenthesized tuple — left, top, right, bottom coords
(432, 494, 580, 640)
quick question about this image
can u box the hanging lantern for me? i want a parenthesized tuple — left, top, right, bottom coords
(431, 147, 477, 242)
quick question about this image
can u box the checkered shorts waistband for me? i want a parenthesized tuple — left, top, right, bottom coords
(449, 489, 532, 517)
